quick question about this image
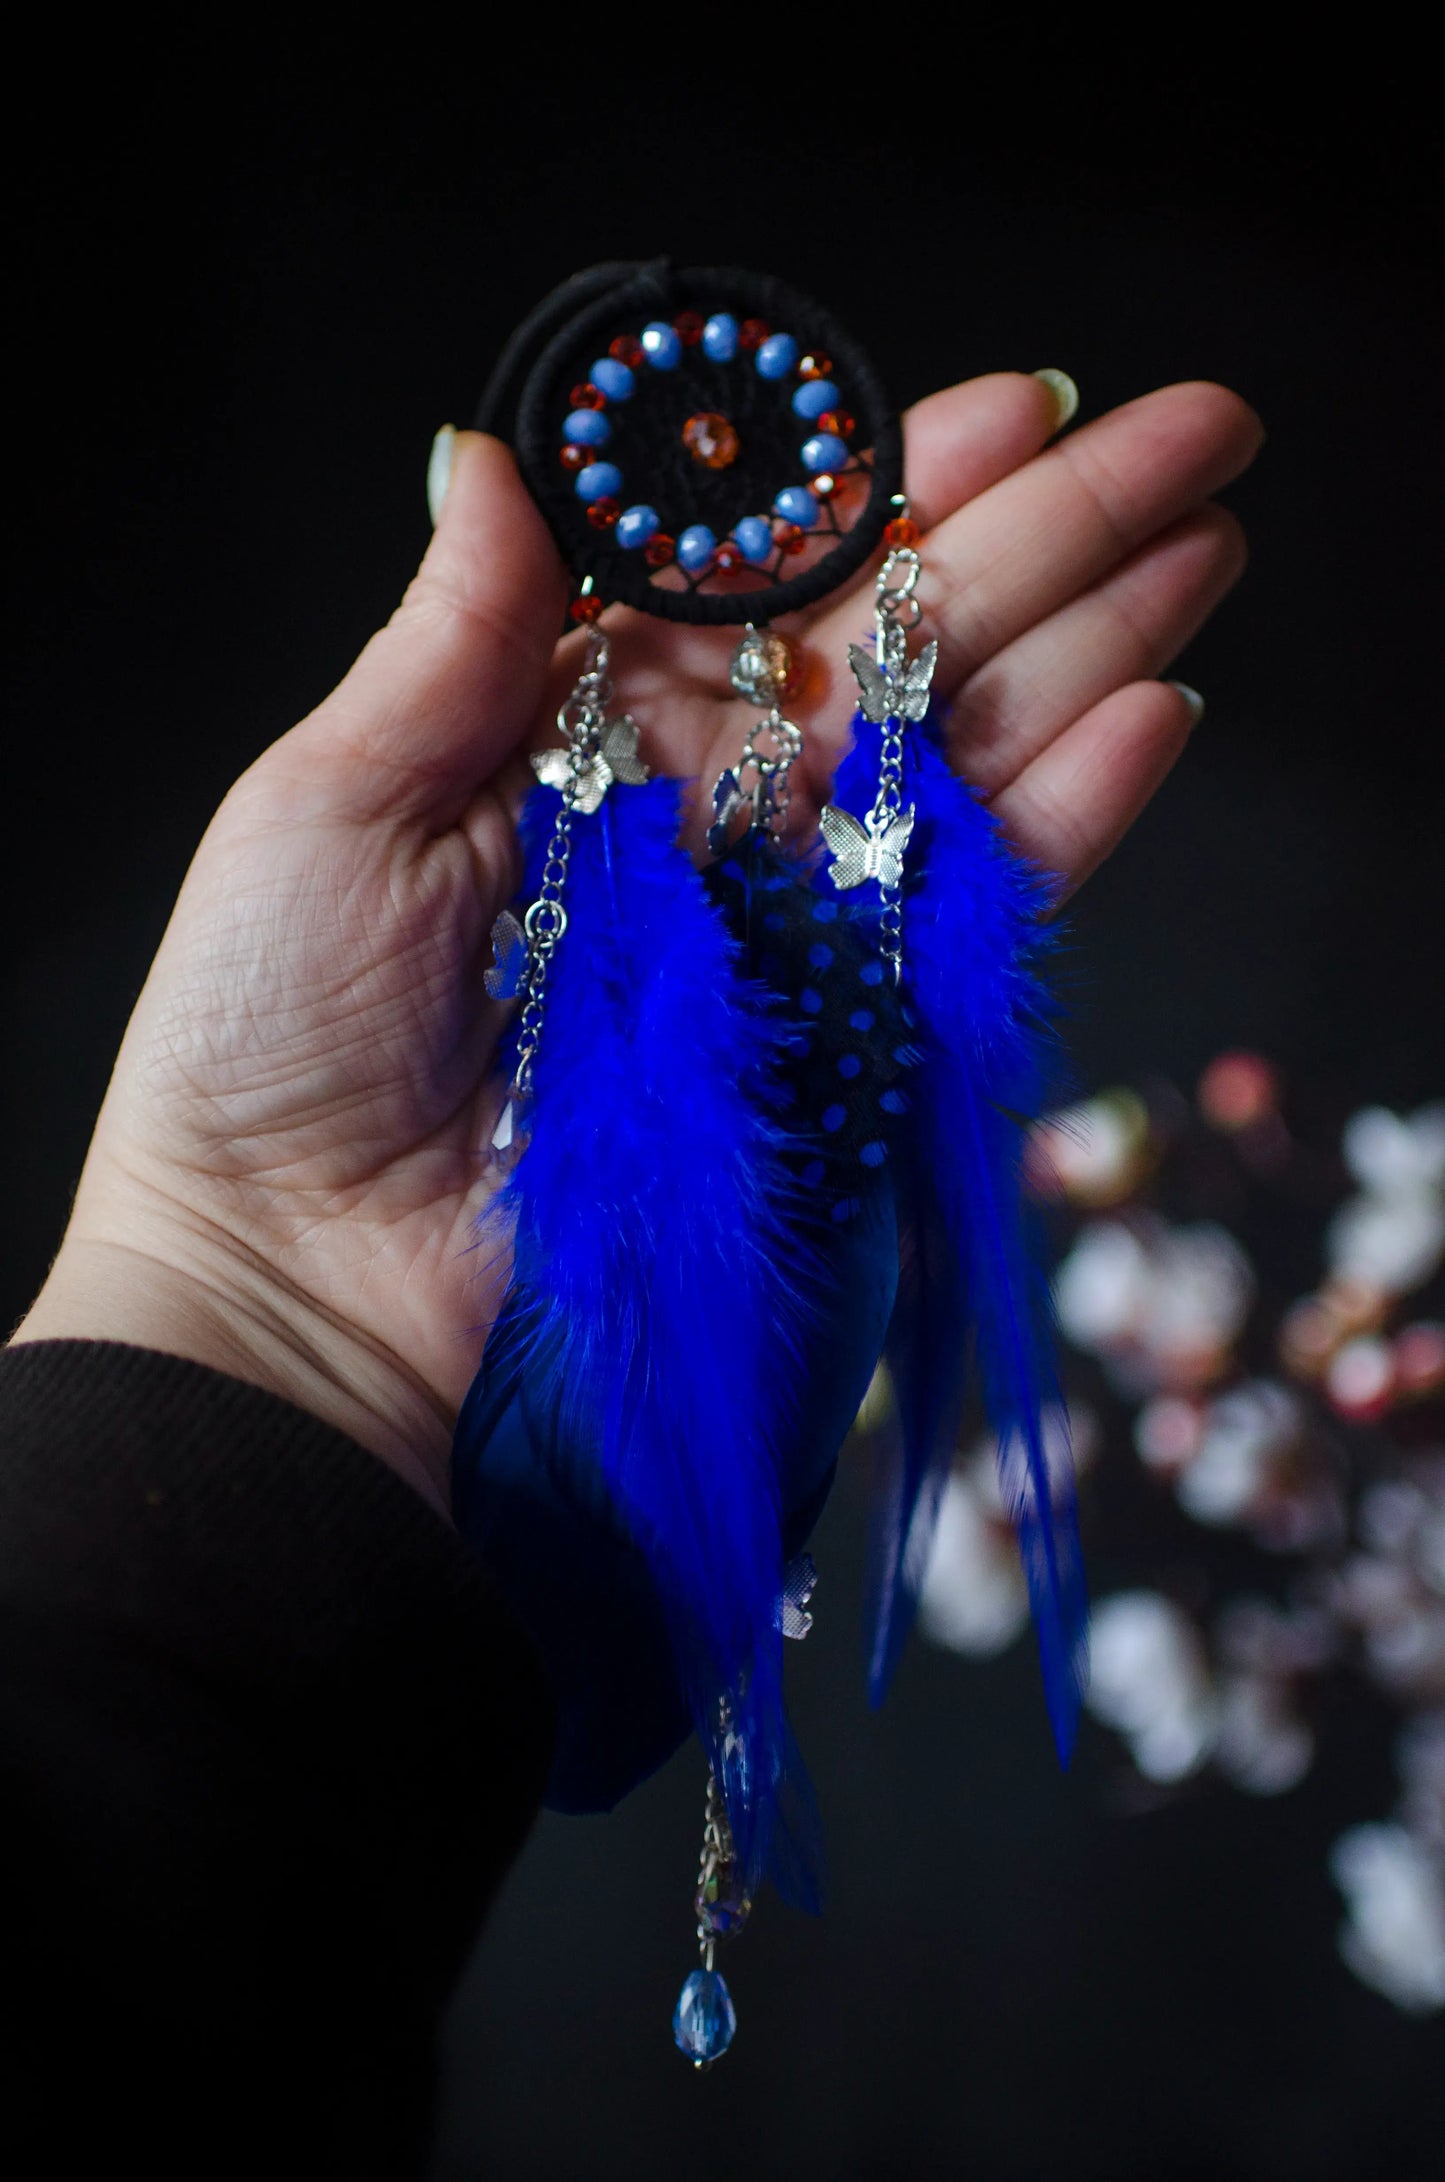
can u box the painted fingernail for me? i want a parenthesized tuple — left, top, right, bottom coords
(1168, 680, 1206, 727)
(1032, 368, 1079, 432)
(427, 424, 456, 526)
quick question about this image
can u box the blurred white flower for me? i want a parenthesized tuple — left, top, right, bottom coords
(1330, 1823, 1445, 2014)
(1031, 1090, 1153, 1208)
(1085, 1592, 1217, 1782)
(1328, 1105, 1445, 1296)
(1055, 1216, 1254, 1393)
(1214, 1672, 1313, 1795)
(1175, 1381, 1305, 1527)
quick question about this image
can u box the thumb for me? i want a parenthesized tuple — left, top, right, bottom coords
(284, 430, 567, 826)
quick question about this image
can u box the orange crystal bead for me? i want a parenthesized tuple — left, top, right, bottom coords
(713, 539, 746, 573)
(681, 411, 741, 469)
(570, 381, 607, 409)
(816, 410, 855, 438)
(673, 310, 705, 346)
(643, 533, 676, 568)
(569, 594, 604, 624)
(559, 443, 590, 472)
(586, 496, 620, 529)
(884, 515, 920, 546)
(772, 521, 807, 557)
(797, 353, 832, 380)
(738, 318, 770, 351)
(609, 334, 645, 368)
(811, 472, 838, 498)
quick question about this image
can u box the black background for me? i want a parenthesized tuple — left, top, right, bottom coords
(6, 35, 1443, 2182)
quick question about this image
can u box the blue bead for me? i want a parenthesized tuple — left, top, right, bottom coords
(702, 312, 738, 362)
(773, 485, 818, 529)
(673, 1968, 736, 2064)
(808, 942, 835, 970)
(811, 897, 838, 922)
(838, 1053, 862, 1079)
(850, 1008, 875, 1031)
(563, 407, 611, 446)
(575, 462, 623, 503)
(589, 357, 635, 400)
(800, 988, 823, 1016)
(858, 959, 884, 986)
(792, 378, 840, 419)
(755, 332, 799, 380)
(880, 1087, 908, 1114)
(801, 1157, 827, 1190)
(615, 504, 660, 550)
(677, 523, 716, 573)
(641, 321, 682, 370)
(860, 1140, 888, 1167)
(733, 515, 772, 565)
(801, 432, 849, 474)
(821, 1104, 847, 1134)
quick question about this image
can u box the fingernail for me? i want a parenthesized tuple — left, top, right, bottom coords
(1032, 368, 1079, 432)
(427, 425, 456, 526)
(1168, 680, 1206, 727)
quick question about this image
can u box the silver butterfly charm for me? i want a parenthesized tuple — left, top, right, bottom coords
(818, 801, 916, 891)
(848, 625, 939, 725)
(483, 909, 528, 1001)
(531, 714, 649, 814)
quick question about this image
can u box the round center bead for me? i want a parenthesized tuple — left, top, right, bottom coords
(682, 412, 740, 470)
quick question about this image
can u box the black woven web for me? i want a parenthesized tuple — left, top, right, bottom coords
(478, 261, 903, 626)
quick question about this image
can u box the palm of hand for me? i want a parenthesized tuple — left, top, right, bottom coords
(29, 371, 1261, 1503)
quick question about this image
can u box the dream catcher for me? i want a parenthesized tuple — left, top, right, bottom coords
(452, 261, 1087, 2066)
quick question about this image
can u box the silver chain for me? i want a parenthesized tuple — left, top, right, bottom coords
(870, 537, 922, 982)
(510, 626, 614, 1093)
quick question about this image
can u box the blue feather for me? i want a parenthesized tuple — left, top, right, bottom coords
(827, 719, 1088, 1759)
(455, 777, 824, 1894)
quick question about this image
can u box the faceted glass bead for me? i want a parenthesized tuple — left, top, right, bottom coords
(812, 472, 838, 498)
(773, 522, 807, 557)
(737, 317, 770, 351)
(609, 334, 645, 368)
(673, 309, 705, 346)
(797, 352, 832, 380)
(884, 515, 921, 546)
(643, 532, 676, 568)
(695, 1861, 752, 1939)
(570, 381, 606, 409)
(569, 594, 604, 623)
(730, 628, 796, 705)
(488, 1083, 534, 1173)
(713, 539, 746, 574)
(559, 444, 589, 472)
(682, 411, 741, 469)
(816, 409, 855, 439)
(586, 496, 620, 530)
(672, 1968, 737, 2064)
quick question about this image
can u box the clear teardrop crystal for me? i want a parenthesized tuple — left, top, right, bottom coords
(487, 1082, 534, 1174)
(672, 1967, 737, 2065)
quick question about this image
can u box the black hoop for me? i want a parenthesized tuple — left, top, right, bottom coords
(476, 261, 904, 627)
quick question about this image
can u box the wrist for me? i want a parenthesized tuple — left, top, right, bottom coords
(11, 1221, 453, 1520)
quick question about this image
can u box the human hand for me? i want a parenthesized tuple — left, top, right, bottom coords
(11, 371, 1261, 1514)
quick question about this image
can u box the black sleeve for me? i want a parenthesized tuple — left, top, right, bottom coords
(0, 1339, 554, 2180)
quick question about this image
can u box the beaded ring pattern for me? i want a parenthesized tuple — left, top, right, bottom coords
(482, 263, 905, 626)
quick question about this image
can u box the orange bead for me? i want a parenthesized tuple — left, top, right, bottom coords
(673, 310, 705, 346)
(559, 443, 589, 472)
(772, 521, 807, 557)
(681, 411, 741, 469)
(609, 334, 645, 368)
(816, 410, 855, 439)
(713, 538, 746, 573)
(811, 473, 838, 498)
(884, 516, 920, 547)
(797, 353, 832, 380)
(586, 496, 620, 530)
(569, 595, 604, 624)
(738, 318, 770, 351)
(643, 533, 676, 568)
(570, 381, 606, 409)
